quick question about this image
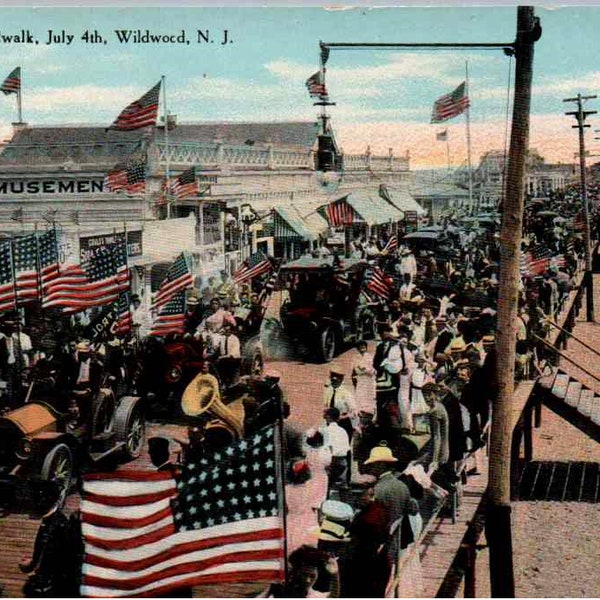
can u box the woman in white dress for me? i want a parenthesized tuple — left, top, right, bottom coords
(350, 340, 377, 422)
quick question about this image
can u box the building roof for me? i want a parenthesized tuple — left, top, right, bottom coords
(340, 190, 405, 225)
(273, 205, 328, 241)
(168, 122, 320, 150)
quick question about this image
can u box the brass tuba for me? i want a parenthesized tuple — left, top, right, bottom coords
(181, 373, 245, 439)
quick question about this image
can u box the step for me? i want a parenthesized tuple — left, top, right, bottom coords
(565, 381, 582, 408)
(578, 389, 595, 418)
(591, 397, 600, 426)
(538, 367, 558, 391)
(551, 373, 570, 400)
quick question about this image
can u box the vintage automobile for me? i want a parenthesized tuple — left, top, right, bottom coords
(0, 375, 145, 500)
(278, 256, 378, 362)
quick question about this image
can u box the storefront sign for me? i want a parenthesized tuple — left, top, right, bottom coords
(0, 179, 105, 194)
(80, 230, 143, 261)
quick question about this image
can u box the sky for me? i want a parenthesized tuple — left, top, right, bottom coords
(0, 5, 599, 169)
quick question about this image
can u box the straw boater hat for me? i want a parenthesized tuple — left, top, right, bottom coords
(329, 364, 345, 378)
(181, 372, 220, 417)
(75, 340, 91, 352)
(364, 443, 398, 465)
(317, 500, 354, 543)
(187, 295, 200, 306)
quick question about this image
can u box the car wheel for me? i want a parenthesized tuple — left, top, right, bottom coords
(40, 443, 73, 492)
(319, 327, 337, 363)
(114, 396, 146, 461)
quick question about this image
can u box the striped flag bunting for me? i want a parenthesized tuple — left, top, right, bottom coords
(233, 252, 273, 286)
(305, 71, 327, 98)
(108, 81, 161, 131)
(79, 425, 284, 597)
(149, 290, 186, 337)
(42, 242, 129, 313)
(152, 253, 194, 310)
(381, 235, 398, 255)
(105, 157, 147, 196)
(13, 234, 39, 303)
(1, 66, 20, 95)
(167, 167, 198, 200)
(318, 199, 356, 228)
(430, 82, 470, 124)
(0, 242, 16, 313)
(364, 266, 393, 300)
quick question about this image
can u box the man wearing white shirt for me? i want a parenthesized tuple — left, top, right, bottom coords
(216, 324, 241, 388)
(323, 407, 350, 495)
(399, 248, 417, 283)
(322, 367, 357, 442)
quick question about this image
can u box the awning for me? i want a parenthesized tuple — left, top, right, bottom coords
(334, 190, 405, 225)
(385, 189, 427, 216)
(272, 206, 328, 241)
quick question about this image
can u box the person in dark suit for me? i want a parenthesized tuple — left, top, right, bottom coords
(65, 341, 104, 423)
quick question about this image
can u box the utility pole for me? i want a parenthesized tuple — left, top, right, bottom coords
(488, 6, 540, 598)
(564, 94, 597, 322)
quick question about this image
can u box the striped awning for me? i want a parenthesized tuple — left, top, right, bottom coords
(272, 206, 326, 240)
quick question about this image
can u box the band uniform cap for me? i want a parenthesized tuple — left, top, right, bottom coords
(364, 444, 398, 465)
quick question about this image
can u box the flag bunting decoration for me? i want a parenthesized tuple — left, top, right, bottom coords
(305, 71, 327, 99)
(381, 235, 398, 255)
(108, 81, 161, 131)
(152, 253, 194, 310)
(149, 290, 186, 337)
(167, 167, 198, 200)
(105, 157, 147, 196)
(42, 241, 129, 313)
(318, 199, 356, 228)
(80, 425, 285, 597)
(363, 266, 393, 300)
(1, 67, 20, 95)
(233, 252, 273, 285)
(436, 130, 448, 142)
(430, 82, 470, 124)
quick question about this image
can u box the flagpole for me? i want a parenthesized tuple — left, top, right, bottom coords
(274, 401, 289, 592)
(162, 75, 172, 220)
(17, 66, 22, 123)
(465, 61, 473, 214)
(446, 135, 451, 171)
(34, 224, 42, 305)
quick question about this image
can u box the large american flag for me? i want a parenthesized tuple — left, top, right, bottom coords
(1, 66, 20, 95)
(364, 266, 393, 300)
(80, 426, 285, 597)
(305, 71, 327, 98)
(319, 199, 356, 227)
(115, 290, 133, 336)
(0, 242, 16, 314)
(43, 242, 129, 313)
(105, 157, 147, 196)
(13, 234, 39, 303)
(430, 82, 470, 124)
(233, 252, 273, 285)
(38, 228, 60, 297)
(521, 244, 553, 277)
(167, 167, 198, 200)
(108, 81, 161, 131)
(152, 253, 194, 310)
(149, 290, 186, 337)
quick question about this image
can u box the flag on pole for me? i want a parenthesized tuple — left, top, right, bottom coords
(381, 235, 398, 255)
(152, 253, 194, 310)
(0, 67, 20, 95)
(115, 289, 133, 336)
(38, 228, 60, 297)
(168, 167, 198, 200)
(363, 266, 393, 300)
(108, 81, 161, 131)
(149, 290, 186, 337)
(104, 157, 147, 196)
(233, 252, 273, 285)
(79, 425, 285, 597)
(317, 199, 356, 227)
(430, 82, 470, 124)
(0, 242, 16, 313)
(305, 71, 327, 98)
(436, 130, 448, 142)
(42, 242, 129, 313)
(13, 234, 39, 303)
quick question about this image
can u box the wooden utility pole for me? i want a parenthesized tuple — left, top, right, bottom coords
(488, 6, 540, 598)
(564, 94, 596, 322)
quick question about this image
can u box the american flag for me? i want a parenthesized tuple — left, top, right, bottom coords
(43, 242, 129, 313)
(257, 270, 279, 306)
(152, 253, 194, 310)
(167, 167, 198, 200)
(105, 157, 147, 196)
(149, 290, 186, 337)
(80, 425, 284, 597)
(115, 290, 133, 336)
(108, 81, 161, 131)
(13, 234, 39, 303)
(233, 252, 273, 285)
(381, 235, 398, 255)
(521, 244, 552, 277)
(0, 242, 16, 314)
(364, 266, 393, 300)
(305, 71, 327, 98)
(1, 66, 20, 95)
(430, 82, 470, 124)
(319, 199, 356, 227)
(550, 254, 566, 270)
(38, 229, 60, 296)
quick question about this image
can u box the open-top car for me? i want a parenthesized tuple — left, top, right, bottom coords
(278, 256, 377, 362)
